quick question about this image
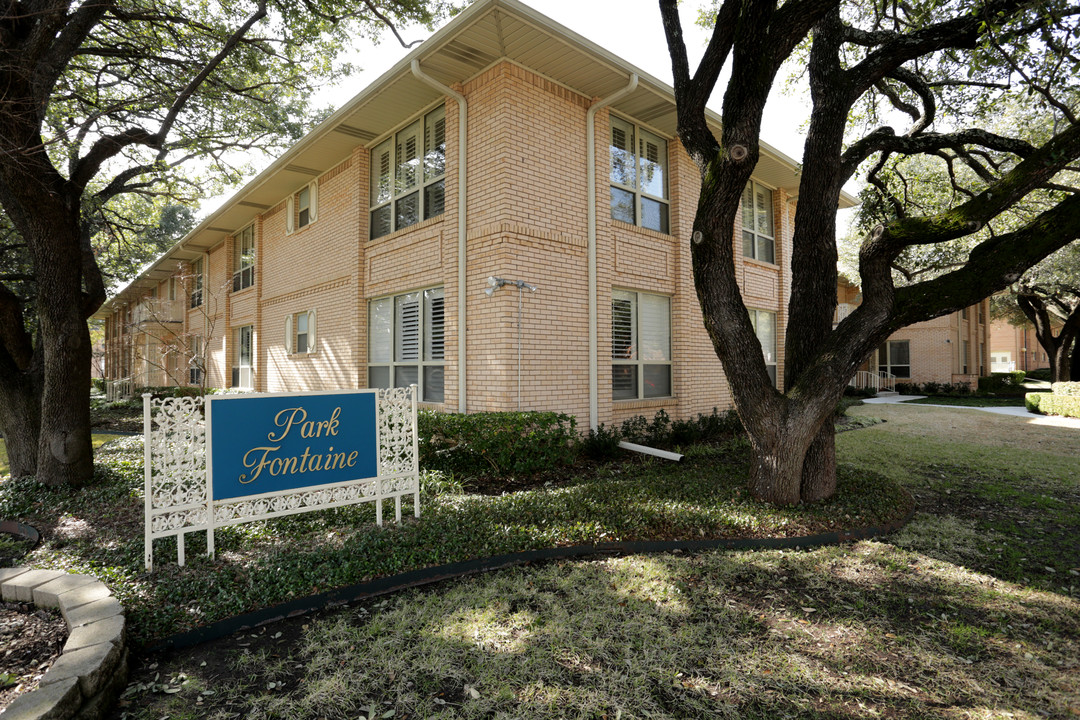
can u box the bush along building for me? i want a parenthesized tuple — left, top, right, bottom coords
(97, 0, 854, 430)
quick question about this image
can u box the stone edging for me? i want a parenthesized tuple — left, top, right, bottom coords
(0, 567, 128, 720)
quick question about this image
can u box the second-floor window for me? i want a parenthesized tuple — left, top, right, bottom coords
(189, 258, 204, 308)
(742, 182, 775, 264)
(233, 225, 254, 292)
(370, 105, 446, 240)
(610, 116, 669, 234)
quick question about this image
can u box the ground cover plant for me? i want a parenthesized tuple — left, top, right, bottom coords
(0, 408, 907, 648)
(102, 403, 1079, 720)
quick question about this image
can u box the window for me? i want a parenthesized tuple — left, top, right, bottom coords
(978, 303, 985, 325)
(961, 306, 968, 320)
(748, 309, 778, 386)
(232, 225, 255, 292)
(168, 278, 176, 301)
(188, 336, 203, 385)
(961, 340, 970, 374)
(189, 258, 204, 308)
(370, 105, 446, 240)
(979, 341, 985, 376)
(285, 310, 317, 355)
(612, 290, 671, 400)
(368, 288, 444, 402)
(286, 181, 318, 234)
(609, 116, 669, 234)
(742, 182, 775, 263)
(232, 326, 253, 389)
(878, 340, 910, 378)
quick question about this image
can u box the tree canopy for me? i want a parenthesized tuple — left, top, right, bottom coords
(662, 0, 1080, 505)
(0, 0, 454, 484)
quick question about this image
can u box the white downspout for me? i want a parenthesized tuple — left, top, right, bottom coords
(586, 74, 638, 430)
(412, 60, 468, 413)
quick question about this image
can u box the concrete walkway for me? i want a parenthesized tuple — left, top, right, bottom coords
(863, 394, 1080, 429)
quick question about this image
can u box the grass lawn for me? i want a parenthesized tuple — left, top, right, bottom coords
(6, 405, 1080, 719)
(0, 434, 123, 477)
(901, 395, 1027, 407)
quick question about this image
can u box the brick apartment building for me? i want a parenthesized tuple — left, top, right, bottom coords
(989, 319, 1054, 373)
(98, 0, 853, 430)
(837, 277, 990, 388)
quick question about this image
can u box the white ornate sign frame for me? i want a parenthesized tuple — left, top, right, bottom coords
(143, 386, 418, 571)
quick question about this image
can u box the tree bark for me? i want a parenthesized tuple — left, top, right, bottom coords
(0, 367, 41, 478)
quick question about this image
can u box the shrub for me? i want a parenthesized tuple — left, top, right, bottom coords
(844, 386, 878, 398)
(979, 372, 1028, 394)
(1051, 381, 1080, 397)
(619, 408, 741, 449)
(1025, 392, 1047, 413)
(1027, 368, 1052, 381)
(417, 410, 577, 478)
(1029, 393, 1080, 418)
(896, 381, 973, 396)
(90, 377, 105, 393)
(578, 424, 623, 462)
(133, 385, 205, 399)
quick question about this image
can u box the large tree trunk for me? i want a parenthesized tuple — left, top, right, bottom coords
(0, 367, 42, 478)
(29, 217, 97, 487)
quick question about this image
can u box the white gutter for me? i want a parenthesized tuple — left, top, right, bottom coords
(412, 60, 469, 414)
(618, 441, 683, 462)
(586, 73, 637, 430)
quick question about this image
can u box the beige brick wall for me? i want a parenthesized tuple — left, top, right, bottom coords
(105, 59, 806, 428)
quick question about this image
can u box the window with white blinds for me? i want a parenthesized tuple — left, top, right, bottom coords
(232, 225, 255, 292)
(742, 182, 776, 263)
(231, 325, 253, 389)
(748, 309, 778, 387)
(370, 105, 446, 240)
(610, 115, 669, 234)
(612, 290, 671, 400)
(189, 257, 204, 309)
(188, 335, 203, 385)
(368, 287, 444, 402)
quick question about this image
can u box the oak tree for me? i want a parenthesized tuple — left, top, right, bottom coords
(0, 0, 450, 485)
(661, 0, 1080, 505)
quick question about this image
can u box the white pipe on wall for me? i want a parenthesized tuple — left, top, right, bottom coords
(586, 74, 638, 431)
(412, 60, 468, 413)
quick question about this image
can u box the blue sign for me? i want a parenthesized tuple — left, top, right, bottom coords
(208, 391, 378, 501)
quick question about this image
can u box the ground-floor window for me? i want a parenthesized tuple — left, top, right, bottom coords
(879, 340, 910, 378)
(368, 287, 444, 403)
(232, 326, 253, 388)
(612, 290, 672, 400)
(748, 309, 778, 386)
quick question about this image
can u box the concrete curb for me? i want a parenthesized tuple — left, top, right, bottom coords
(0, 567, 128, 720)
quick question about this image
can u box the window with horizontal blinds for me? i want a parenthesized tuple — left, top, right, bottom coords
(609, 116, 669, 234)
(232, 325, 253, 389)
(370, 105, 446, 240)
(748, 309, 778, 387)
(742, 182, 775, 264)
(232, 225, 255, 292)
(189, 258, 203, 308)
(368, 287, 445, 402)
(613, 290, 671, 400)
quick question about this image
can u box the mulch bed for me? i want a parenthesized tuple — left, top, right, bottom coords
(0, 601, 68, 710)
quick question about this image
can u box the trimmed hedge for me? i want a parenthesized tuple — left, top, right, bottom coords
(1026, 392, 1080, 418)
(1051, 381, 1080, 397)
(896, 381, 973, 396)
(417, 410, 577, 477)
